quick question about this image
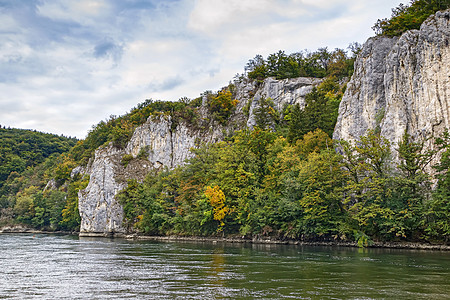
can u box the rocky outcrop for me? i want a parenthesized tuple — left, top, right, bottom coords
(77, 76, 322, 235)
(333, 36, 398, 141)
(126, 115, 224, 169)
(78, 146, 128, 235)
(243, 77, 322, 128)
(334, 10, 450, 164)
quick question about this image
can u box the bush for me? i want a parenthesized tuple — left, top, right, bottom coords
(208, 89, 239, 125)
(121, 154, 134, 167)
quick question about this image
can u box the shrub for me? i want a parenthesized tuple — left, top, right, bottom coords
(121, 154, 134, 167)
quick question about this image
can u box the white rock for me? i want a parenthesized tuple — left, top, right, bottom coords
(78, 145, 126, 234)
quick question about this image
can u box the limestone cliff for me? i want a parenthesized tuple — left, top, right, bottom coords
(78, 76, 321, 235)
(78, 145, 153, 235)
(334, 10, 450, 163)
(78, 117, 225, 235)
(78, 146, 127, 235)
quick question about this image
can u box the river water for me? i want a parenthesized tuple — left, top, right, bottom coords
(0, 234, 449, 299)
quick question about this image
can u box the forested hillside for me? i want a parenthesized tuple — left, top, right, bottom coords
(115, 128, 450, 244)
(0, 127, 77, 188)
(0, 127, 77, 228)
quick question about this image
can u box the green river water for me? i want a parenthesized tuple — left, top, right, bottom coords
(0, 234, 448, 299)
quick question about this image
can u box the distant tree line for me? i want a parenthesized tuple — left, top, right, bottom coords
(244, 46, 360, 81)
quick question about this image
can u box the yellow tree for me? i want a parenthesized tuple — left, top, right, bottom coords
(204, 185, 229, 232)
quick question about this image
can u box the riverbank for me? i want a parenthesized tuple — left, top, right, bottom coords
(2, 226, 449, 250)
(0, 225, 73, 235)
(123, 234, 450, 251)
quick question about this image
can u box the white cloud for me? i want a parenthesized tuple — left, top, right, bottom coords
(187, 0, 272, 33)
(37, 0, 111, 24)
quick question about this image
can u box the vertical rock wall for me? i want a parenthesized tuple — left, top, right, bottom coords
(333, 36, 398, 141)
(381, 10, 450, 150)
(334, 9, 450, 166)
(78, 146, 127, 235)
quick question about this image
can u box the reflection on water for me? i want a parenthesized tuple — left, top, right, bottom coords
(209, 248, 225, 290)
(0, 234, 449, 299)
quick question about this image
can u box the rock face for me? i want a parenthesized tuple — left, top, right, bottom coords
(78, 146, 127, 235)
(78, 76, 322, 235)
(333, 36, 399, 141)
(244, 77, 322, 128)
(334, 10, 450, 164)
(78, 118, 223, 235)
(126, 115, 224, 169)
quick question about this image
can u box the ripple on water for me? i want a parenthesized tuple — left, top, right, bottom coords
(1, 234, 449, 299)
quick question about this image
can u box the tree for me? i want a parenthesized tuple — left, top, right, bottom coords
(392, 131, 433, 238)
(343, 131, 398, 240)
(60, 179, 88, 231)
(13, 186, 39, 224)
(246, 54, 268, 81)
(426, 130, 450, 241)
(208, 89, 239, 124)
(253, 98, 278, 130)
(287, 77, 342, 142)
(297, 149, 347, 238)
(356, 130, 392, 177)
(204, 185, 230, 232)
(372, 0, 450, 36)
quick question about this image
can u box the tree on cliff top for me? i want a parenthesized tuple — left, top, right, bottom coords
(373, 0, 450, 36)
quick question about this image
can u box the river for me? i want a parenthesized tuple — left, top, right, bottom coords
(0, 234, 449, 299)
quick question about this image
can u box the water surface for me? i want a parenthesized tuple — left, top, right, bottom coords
(1, 234, 449, 299)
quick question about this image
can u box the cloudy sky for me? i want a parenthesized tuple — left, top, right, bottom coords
(0, 0, 402, 138)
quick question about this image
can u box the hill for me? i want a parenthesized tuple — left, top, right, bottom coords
(0, 127, 77, 188)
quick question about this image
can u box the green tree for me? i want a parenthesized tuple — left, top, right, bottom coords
(13, 186, 39, 225)
(297, 149, 347, 238)
(426, 130, 450, 241)
(246, 54, 268, 81)
(253, 98, 279, 130)
(287, 77, 342, 142)
(60, 179, 88, 231)
(373, 0, 450, 36)
(342, 131, 398, 240)
(390, 131, 433, 238)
